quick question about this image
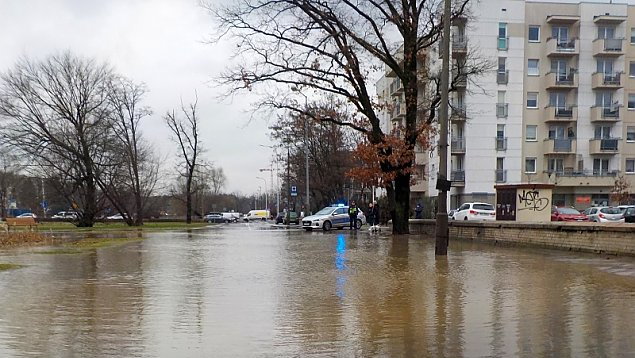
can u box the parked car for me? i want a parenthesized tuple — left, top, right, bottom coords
(302, 205, 366, 231)
(617, 205, 635, 214)
(551, 207, 589, 222)
(448, 209, 456, 220)
(106, 214, 124, 220)
(221, 212, 240, 223)
(203, 212, 225, 223)
(582, 206, 624, 223)
(623, 207, 635, 223)
(243, 210, 270, 222)
(453, 202, 496, 221)
(16, 213, 37, 219)
(51, 211, 78, 220)
(276, 212, 299, 225)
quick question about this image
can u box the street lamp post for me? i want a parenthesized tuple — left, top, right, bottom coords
(292, 86, 311, 216)
(256, 176, 267, 211)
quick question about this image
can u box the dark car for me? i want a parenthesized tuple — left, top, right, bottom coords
(551, 207, 589, 222)
(204, 212, 224, 223)
(276, 212, 299, 225)
(623, 207, 635, 223)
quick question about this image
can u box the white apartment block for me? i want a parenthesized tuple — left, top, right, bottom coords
(377, 0, 635, 210)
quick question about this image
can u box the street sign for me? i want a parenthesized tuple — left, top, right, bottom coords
(291, 185, 297, 197)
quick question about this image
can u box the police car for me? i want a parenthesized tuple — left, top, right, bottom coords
(302, 204, 366, 231)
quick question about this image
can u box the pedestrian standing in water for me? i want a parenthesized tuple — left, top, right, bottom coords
(372, 201, 380, 227)
(366, 202, 375, 229)
(348, 201, 359, 230)
(415, 202, 423, 219)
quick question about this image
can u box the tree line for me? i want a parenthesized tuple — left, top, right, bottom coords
(0, 52, 225, 226)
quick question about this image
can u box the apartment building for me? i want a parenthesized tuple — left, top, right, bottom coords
(377, 0, 635, 209)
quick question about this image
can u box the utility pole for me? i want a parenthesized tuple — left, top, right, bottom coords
(286, 145, 291, 224)
(435, 0, 451, 256)
(304, 118, 310, 215)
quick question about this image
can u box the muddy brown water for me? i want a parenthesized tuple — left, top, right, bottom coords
(0, 223, 634, 357)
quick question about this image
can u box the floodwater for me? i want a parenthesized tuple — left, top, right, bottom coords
(1, 224, 634, 357)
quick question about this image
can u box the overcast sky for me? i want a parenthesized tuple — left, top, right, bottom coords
(0, 0, 276, 195)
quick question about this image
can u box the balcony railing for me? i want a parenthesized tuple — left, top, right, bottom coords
(553, 138, 572, 152)
(592, 72, 623, 88)
(497, 37, 509, 50)
(495, 137, 507, 151)
(495, 169, 507, 183)
(497, 70, 509, 84)
(452, 71, 467, 87)
(451, 170, 465, 182)
(451, 137, 466, 153)
(557, 169, 618, 177)
(451, 104, 467, 120)
(547, 37, 579, 56)
(589, 138, 619, 154)
(496, 103, 508, 118)
(452, 36, 467, 53)
(593, 38, 624, 55)
(591, 106, 620, 121)
(546, 106, 577, 122)
(389, 78, 403, 95)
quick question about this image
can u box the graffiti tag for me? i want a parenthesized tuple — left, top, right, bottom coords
(518, 190, 550, 211)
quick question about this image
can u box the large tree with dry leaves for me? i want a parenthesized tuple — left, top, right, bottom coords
(209, 0, 486, 233)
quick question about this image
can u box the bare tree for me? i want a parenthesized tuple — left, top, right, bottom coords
(165, 97, 203, 224)
(210, 167, 226, 195)
(98, 78, 159, 226)
(0, 52, 114, 227)
(209, 0, 486, 234)
(0, 147, 21, 219)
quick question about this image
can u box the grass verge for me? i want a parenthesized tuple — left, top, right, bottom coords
(37, 237, 143, 255)
(0, 263, 24, 271)
(37, 221, 209, 232)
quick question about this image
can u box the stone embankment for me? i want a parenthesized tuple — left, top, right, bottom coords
(410, 219, 635, 256)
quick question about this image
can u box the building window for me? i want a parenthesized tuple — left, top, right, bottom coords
(629, 94, 635, 110)
(527, 59, 539, 76)
(498, 23, 508, 50)
(526, 125, 537, 141)
(631, 62, 635, 77)
(527, 92, 538, 108)
(597, 26, 615, 40)
(627, 126, 635, 142)
(631, 28, 635, 44)
(525, 158, 537, 173)
(593, 158, 610, 175)
(528, 25, 540, 42)
(626, 159, 635, 174)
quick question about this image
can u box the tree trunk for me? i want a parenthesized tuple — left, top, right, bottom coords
(78, 178, 97, 227)
(185, 175, 193, 224)
(392, 173, 411, 234)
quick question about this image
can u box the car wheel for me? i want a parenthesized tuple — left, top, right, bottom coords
(355, 219, 362, 230)
(464, 217, 468, 221)
(322, 221, 332, 231)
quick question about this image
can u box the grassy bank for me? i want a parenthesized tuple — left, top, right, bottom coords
(0, 263, 24, 271)
(37, 221, 209, 232)
(0, 232, 53, 247)
(38, 237, 143, 255)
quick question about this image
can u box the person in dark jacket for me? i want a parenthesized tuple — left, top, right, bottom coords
(415, 203, 423, 219)
(348, 201, 359, 230)
(372, 202, 380, 226)
(366, 202, 375, 227)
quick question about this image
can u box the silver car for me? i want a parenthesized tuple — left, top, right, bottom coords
(583, 206, 624, 223)
(302, 205, 366, 231)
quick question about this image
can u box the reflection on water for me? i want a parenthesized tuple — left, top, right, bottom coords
(0, 224, 634, 357)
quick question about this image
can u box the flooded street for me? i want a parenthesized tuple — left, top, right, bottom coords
(1, 224, 634, 357)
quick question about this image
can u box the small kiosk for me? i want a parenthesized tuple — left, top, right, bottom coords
(494, 183, 554, 222)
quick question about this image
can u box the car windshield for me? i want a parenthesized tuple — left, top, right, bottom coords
(315, 207, 336, 215)
(557, 207, 581, 215)
(473, 204, 494, 211)
(600, 207, 622, 214)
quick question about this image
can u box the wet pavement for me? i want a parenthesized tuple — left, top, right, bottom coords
(1, 222, 634, 357)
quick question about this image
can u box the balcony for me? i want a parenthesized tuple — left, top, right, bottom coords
(545, 71, 577, 89)
(591, 72, 623, 89)
(389, 78, 404, 96)
(496, 103, 508, 118)
(451, 170, 465, 186)
(589, 138, 619, 154)
(392, 102, 406, 118)
(546, 38, 579, 57)
(452, 36, 467, 55)
(593, 38, 624, 56)
(450, 104, 467, 121)
(495, 137, 507, 151)
(590, 106, 620, 122)
(497, 37, 509, 51)
(555, 170, 618, 187)
(495, 169, 507, 183)
(452, 70, 467, 87)
(451, 137, 466, 153)
(543, 138, 576, 154)
(497, 70, 509, 85)
(545, 106, 577, 123)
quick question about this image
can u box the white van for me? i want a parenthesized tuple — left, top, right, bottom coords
(243, 210, 270, 222)
(221, 212, 241, 223)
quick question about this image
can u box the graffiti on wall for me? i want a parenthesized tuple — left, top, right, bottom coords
(518, 189, 550, 211)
